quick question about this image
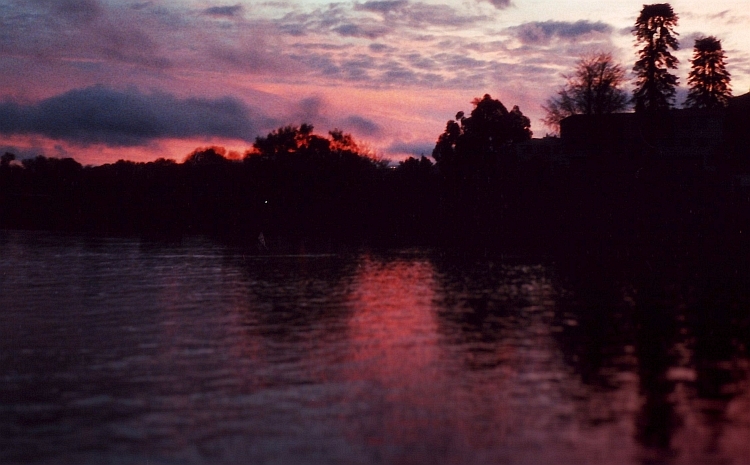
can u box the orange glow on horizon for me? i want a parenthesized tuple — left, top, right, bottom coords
(1, 135, 253, 166)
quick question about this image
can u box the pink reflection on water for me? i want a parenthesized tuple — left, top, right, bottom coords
(341, 255, 459, 460)
(339, 258, 649, 464)
(344, 255, 440, 380)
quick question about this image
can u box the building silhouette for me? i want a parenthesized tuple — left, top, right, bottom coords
(558, 93, 750, 167)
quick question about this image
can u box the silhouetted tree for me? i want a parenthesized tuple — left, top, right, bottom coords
(184, 146, 233, 165)
(542, 53, 629, 131)
(685, 36, 732, 109)
(247, 124, 385, 170)
(397, 155, 434, 173)
(242, 124, 390, 243)
(432, 95, 532, 246)
(328, 129, 366, 155)
(249, 124, 322, 160)
(632, 3, 680, 112)
(20, 156, 82, 177)
(433, 94, 531, 171)
(1, 152, 15, 169)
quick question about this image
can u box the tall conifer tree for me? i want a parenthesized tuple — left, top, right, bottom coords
(632, 3, 680, 112)
(685, 36, 732, 109)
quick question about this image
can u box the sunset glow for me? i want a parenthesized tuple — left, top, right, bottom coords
(2, 0, 749, 164)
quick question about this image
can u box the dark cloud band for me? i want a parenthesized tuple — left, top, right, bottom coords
(356, 1, 409, 13)
(484, 0, 512, 8)
(509, 20, 614, 44)
(204, 4, 243, 17)
(0, 86, 265, 146)
(343, 116, 382, 136)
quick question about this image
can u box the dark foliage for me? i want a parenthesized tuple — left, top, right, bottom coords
(3, 100, 750, 261)
(433, 94, 531, 170)
(0, 126, 435, 248)
(431, 95, 534, 248)
(543, 53, 629, 132)
(685, 36, 732, 110)
(241, 125, 392, 245)
(632, 3, 680, 112)
(1, 152, 15, 168)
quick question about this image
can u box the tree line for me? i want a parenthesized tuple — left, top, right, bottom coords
(0, 126, 436, 249)
(543, 3, 733, 131)
(3, 89, 750, 258)
(1, 3, 748, 257)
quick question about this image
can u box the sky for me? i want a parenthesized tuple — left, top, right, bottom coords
(1, 0, 749, 165)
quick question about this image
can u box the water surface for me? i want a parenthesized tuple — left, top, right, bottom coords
(1, 231, 748, 464)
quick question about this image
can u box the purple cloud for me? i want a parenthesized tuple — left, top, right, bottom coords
(333, 23, 391, 39)
(482, 0, 512, 9)
(33, 0, 104, 22)
(387, 140, 435, 157)
(509, 20, 614, 45)
(343, 116, 382, 136)
(2, 0, 168, 69)
(277, 1, 487, 39)
(368, 43, 393, 53)
(204, 4, 243, 17)
(294, 97, 327, 125)
(0, 86, 269, 146)
(401, 3, 488, 28)
(356, 1, 409, 13)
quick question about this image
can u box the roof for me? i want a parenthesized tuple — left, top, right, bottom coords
(729, 92, 750, 110)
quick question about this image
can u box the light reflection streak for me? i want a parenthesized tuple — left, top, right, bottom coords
(340, 256, 451, 455)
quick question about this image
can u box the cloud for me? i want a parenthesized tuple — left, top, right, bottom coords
(382, 65, 419, 82)
(204, 4, 243, 17)
(130, 2, 152, 11)
(683, 10, 750, 25)
(267, 4, 608, 92)
(294, 96, 327, 124)
(281, 98, 382, 136)
(355, 1, 408, 14)
(343, 115, 381, 136)
(387, 140, 435, 157)
(710, 10, 731, 19)
(30, 0, 104, 22)
(207, 32, 299, 75)
(509, 20, 613, 45)
(400, 3, 488, 28)
(2, 0, 169, 69)
(368, 43, 393, 53)
(333, 23, 391, 39)
(55, 0, 102, 17)
(0, 144, 57, 161)
(277, 1, 487, 39)
(481, 0, 512, 9)
(681, 32, 707, 48)
(244, 1, 502, 89)
(617, 26, 633, 36)
(0, 86, 268, 146)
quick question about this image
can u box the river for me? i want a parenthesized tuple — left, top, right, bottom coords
(1, 230, 748, 464)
